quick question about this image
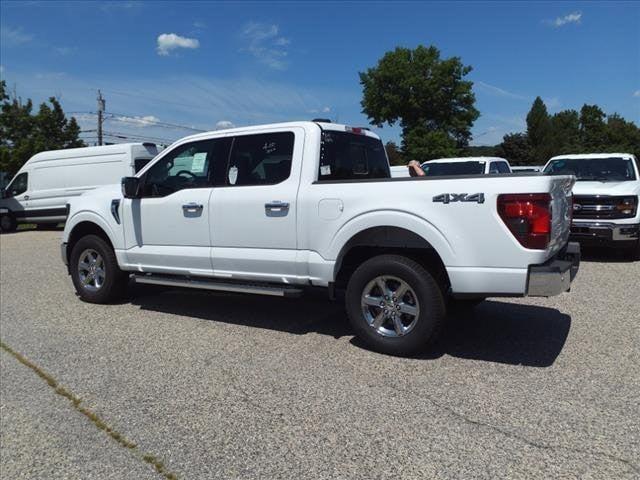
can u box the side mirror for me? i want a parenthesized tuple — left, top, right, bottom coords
(121, 177, 141, 199)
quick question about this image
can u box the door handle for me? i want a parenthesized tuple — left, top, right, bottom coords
(265, 201, 289, 211)
(182, 202, 203, 212)
(24, 195, 29, 200)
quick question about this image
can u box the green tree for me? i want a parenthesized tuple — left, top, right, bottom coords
(579, 104, 608, 150)
(384, 141, 404, 166)
(496, 133, 532, 165)
(526, 97, 553, 164)
(360, 45, 479, 161)
(605, 114, 640, 158)
(550, 109, 581, 154)
(0, 81, 84, 176)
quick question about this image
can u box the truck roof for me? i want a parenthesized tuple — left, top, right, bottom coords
(177, 121, 382, 144)
(549, 153, 636, 161)
(26, 143, 153, 165)
(422, 156, 509, 164)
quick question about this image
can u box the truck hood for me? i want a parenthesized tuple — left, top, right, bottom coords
(572, 181, 639, 196)
(81, 183, 122, 198)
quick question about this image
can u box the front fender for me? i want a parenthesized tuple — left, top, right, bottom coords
(63, 210, 122, 250)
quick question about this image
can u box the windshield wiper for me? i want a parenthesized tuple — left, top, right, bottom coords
(577, 175, 614, 182)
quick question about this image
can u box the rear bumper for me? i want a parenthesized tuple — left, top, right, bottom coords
(526, 242, 580, 297)
(570, 222, 639, 247)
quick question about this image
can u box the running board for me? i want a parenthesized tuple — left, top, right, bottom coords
(132, 274, 304, 298)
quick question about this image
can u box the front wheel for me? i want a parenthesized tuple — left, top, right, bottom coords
(70, 234, 128, 303)
(0, 212, 17, 233)
(345, 254, 446, 356)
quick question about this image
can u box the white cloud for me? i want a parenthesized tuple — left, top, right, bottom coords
(241, 22, 290, 70)
(544, 97, 561, 109)
(322, 106, 331, 113)
(475, 81, 528, 101)
(0, 25, 32, 45)
(549, 11, 582, 28)
(156, 33, 199, 56)
(0, 65, 4, 74)
(633, 90, 640, 98)
(215, 120, 235, 130)
(35, 72, 66, 80)
(53, 46, 76, 56)
(113, 115, 160, 127)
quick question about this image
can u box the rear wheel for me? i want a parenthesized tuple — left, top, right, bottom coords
(0, 212, 17, 233)
(345, 254, 446, 356)
(70, 235, 128, 303)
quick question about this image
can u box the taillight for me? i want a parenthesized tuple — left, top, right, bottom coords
(497, 193, 552, 249)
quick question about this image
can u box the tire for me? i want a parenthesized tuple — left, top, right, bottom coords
(631, 240, 640, 261)
(69, 234, 128, 303)
(345, 254, 446, 356)
(0, 212, 17, 233)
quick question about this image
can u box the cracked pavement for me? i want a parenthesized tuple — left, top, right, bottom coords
(1, 230, 638, 479)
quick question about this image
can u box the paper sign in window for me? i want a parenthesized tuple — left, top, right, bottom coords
(191, 152, 207, 173)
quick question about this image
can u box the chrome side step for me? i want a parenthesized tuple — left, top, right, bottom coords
(132, 274, 304, 298)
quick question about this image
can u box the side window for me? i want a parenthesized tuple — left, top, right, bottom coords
(319, 131, 390, 181)
(489, 162, 500, 174)
(226, 132, 294, 186)
(141, 140, 214, 197)
(134, 157, 152, 173)
(497, 162, 511, 174)
(7, 172, 28, 197)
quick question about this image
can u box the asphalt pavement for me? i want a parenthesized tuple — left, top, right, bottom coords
(1, 230, 638, 479)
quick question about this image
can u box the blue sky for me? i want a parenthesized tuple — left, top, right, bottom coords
(1, 0, 639, 147)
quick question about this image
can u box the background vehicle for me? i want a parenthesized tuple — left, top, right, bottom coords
(543, 153, 639, 259)
(0, 143, 158, 232)
(61, 122, 579, 356)
(389, 157, 512, 178)
(420, 156, 512, 176)
(511, 166, 542, 173)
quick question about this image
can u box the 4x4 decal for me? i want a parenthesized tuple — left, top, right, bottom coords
(432, 193, 485, 204)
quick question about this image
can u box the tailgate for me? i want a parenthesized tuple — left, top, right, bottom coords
(547, 175, 575, 255)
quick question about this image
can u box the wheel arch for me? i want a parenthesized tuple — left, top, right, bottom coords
(65, 219, 116, 272)
(333, 226, 450, 292)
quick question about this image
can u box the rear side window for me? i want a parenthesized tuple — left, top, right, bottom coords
(226, 132, 294, 186)
(319, 131, 390, 181)
(490, 162, 511, 174)
(7, 172, 28, 197)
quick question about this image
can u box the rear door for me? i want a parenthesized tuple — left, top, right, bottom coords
(209, 128, 303, 281)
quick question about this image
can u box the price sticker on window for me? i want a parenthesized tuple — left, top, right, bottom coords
(191, 152, 207, 173)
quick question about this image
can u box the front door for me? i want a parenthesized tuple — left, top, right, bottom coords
(122, 139, 221, 276)
(210, 128, 303, 281)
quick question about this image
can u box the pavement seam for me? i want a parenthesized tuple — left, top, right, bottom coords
(0, 340, 179, 480)
(390, 381, 639, 475)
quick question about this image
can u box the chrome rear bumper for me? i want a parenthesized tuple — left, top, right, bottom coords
(526, 242, 580, 297)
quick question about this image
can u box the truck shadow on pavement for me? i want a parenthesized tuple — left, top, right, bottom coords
(131, 286, 570, 368)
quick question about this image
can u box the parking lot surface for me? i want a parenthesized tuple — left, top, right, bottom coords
(1, 230, 638, 479)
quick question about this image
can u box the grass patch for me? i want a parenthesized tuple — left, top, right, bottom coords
(0, 339, 177, 479)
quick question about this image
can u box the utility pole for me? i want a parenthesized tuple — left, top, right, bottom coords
(97, 90, 106, 146)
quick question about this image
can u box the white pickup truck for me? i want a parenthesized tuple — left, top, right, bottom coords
(543, 153, 639, 259)
(61, 121, 580, 355)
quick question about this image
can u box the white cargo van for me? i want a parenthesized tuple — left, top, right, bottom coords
(0, 143, 158, 232)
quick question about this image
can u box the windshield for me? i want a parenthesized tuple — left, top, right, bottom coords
(544, 157, 636, 182)
(422, 161, 485, 176)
